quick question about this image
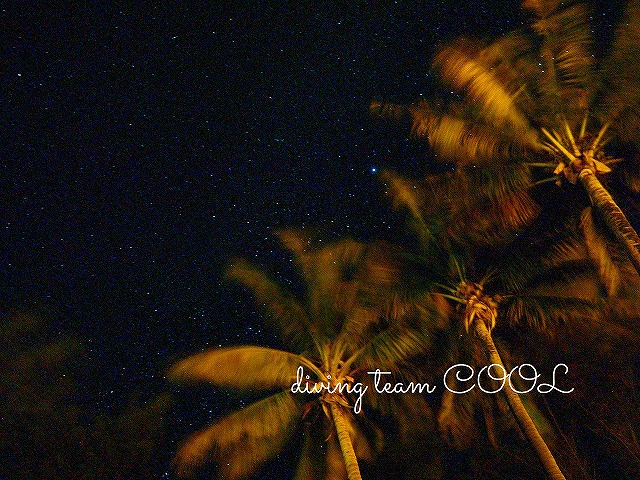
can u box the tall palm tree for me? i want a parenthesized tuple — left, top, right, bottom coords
(372, 0, 640, 275)
(381, 171, 640, 480)
(168, 231, 438, 480)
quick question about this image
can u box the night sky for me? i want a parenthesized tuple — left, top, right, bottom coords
(2, 0, 629, 473)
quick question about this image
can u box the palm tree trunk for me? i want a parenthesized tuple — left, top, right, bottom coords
(329, 402, 362, 480)
(474, 320, 566, 480)
(579, 168, 640, 276)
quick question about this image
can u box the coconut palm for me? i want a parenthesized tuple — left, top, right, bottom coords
(372, 0, 640, 276)
(381, 171, 640, 480)
(168, 231, 439, 480)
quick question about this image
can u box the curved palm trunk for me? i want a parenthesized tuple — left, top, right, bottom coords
(330, 402, 362, 480)
(474, 321, 566, 480)
(579, 168, 640, 276)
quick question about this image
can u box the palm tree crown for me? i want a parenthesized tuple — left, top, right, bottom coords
(380, 168, 640, 479)
(168, 231, 438, 479)
(372, 0, 640, 274)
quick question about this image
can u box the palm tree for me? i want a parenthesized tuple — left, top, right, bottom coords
(168, 231, 438, 480)
(372, 0, 640, 275)
(381, 172, 640, 479)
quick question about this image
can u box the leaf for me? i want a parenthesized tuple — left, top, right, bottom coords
(524, 1, 593, 128)
(351, 315, 438, 372)
(411, 108, 516, 165)
(309, 238, 368, 315)
(447, 189, 540, 247)
(381, 170, 427, 227)
(332, 306, 382, 357)
(173, 391, 300, 479)
(497, 223, 591, 293)
(167, 346, 305, 391)
(434, 41, 540, 145)
(277, 231, 370, 337)
(594, 0, 640, 127)
(445, 166, 539, 246)
(499, 294, 605, 332)
(226, 258, 315, 349)
(580, 207, 621, 295)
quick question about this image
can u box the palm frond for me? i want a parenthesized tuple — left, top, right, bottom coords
(447, 188, 540, 247)
(580, 207, 621, 295)
(594, 0, 640, 128)
(434, 41, 540, 145)
(411, 108, 517, 165)
(499, 294, 605, 332)
(388, 165, 539, 248)
(276, 229, 315, 277)
(497, 225, 590, 293)
(525, 1, 593, 128)
(611, 104, 640, 146)
(381, 169, 427, 225)
(277, 231, 384, 341)
(226, 258, 315, 349)
(167, 346, 306, 390)
(332, 306, 381, 357)
(349, 316, 438, 373)
(304, 238, 370, 335)
(173, 391, 300, 479)
(455, 164, 534, 207)
(381, 170, 439, 249)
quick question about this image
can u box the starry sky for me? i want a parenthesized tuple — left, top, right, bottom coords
(2, 0, 625, 421)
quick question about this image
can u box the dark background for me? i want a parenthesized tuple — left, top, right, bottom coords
(1, 1, 629, 477)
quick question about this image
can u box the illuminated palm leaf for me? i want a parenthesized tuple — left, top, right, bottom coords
(522, 0, 563, 17)
(381, 169, 441, 251)
(434, 40, 540, 145)
(167, 346, 304, 391)
(411, 107, 518, 165)
(448, 188, 540, 246)
(173, 391, 300, 479)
